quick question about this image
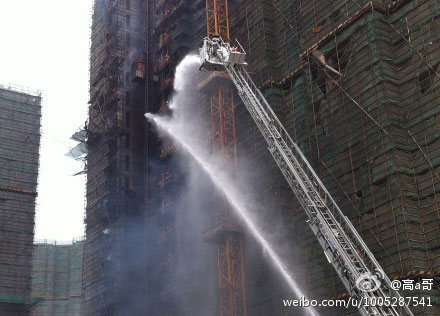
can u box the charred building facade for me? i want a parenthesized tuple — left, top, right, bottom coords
(86, 0, 440, 315)
(85, 0, 147, 314)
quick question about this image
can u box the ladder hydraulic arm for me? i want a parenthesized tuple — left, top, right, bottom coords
(199, 37, 414, 316)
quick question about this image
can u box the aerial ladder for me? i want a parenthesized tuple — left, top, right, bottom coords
(199, 37, 415, 316)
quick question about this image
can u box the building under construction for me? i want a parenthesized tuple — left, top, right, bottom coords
(86, 0, 440, 315)
(30, 239, 84, 316)
(0, 85, 41, 316)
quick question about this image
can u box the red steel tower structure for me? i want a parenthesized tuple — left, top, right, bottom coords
(202, 1, 247, 315)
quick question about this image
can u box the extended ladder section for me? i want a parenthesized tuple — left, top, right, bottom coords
(200, 38, 414, 316)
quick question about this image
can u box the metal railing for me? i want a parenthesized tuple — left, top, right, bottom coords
(212, 45, 414, 315)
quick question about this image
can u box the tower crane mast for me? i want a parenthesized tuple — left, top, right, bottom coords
(203, 1, 247, 316)
(199, 37, 414, 316)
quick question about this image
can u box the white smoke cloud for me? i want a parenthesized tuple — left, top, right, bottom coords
(145, 55, 319, 316)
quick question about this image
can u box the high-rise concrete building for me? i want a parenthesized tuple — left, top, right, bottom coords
(0, 85, 41, 316)
(30, 240, 84, 316)
(86, 0, 440, 315)
(85, 0, 148, 314)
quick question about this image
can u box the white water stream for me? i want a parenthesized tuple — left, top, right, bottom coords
(145, 55, 319, 316)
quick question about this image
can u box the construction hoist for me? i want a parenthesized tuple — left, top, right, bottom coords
(199, 36, 414, 316)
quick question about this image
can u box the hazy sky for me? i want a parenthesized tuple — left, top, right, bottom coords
(0, 1, 93, 241)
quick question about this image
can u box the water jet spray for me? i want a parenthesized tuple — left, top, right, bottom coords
(145, 55, 319, 316)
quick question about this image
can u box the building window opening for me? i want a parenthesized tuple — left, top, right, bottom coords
(125, 155, 130, 171)
(126, 32, 131, 47)
(126, 92, 130, 107)
(125, 134, 130, 149)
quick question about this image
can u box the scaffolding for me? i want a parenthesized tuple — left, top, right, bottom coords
(0, 86, 41, 315)
(85, 0, 147, 315)
(145, 1, 226, 315)
(30, 240, 84, 316)
(84, 0, 440, 314)
(148, 0, 189, 313)
(227, 0, 440, 314)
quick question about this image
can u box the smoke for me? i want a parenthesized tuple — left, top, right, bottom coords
(143, 54, 218, 315)
(145, 55, 319, 316)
